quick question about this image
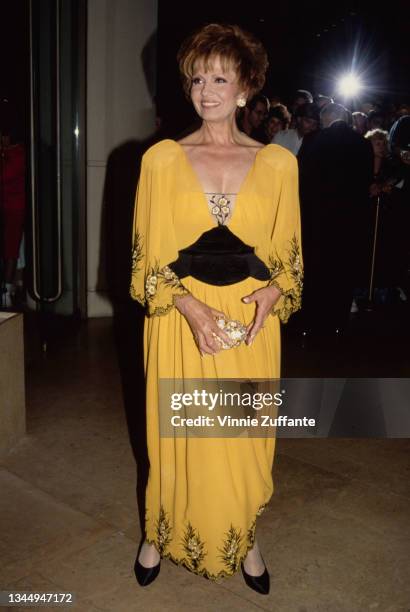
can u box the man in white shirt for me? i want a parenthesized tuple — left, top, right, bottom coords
(272, 102, 320, 155)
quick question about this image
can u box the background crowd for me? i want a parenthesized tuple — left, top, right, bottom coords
(237, 91, 410, 337)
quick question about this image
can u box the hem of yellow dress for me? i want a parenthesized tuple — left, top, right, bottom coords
(145, 500, 270, 582)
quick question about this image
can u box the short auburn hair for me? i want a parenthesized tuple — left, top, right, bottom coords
(177, 23, 268, 100)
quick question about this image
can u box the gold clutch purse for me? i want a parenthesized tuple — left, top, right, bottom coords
(212, 316, 248, 349)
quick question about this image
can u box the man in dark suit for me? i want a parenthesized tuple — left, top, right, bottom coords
(298, 103, 374, 336)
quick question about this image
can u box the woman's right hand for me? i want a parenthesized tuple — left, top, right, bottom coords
(174, 294, 231, 355)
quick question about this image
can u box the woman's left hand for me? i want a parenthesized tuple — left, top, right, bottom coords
(242, 285, 282, 345)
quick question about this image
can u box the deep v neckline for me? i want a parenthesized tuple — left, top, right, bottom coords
(171, 139, 265, 227)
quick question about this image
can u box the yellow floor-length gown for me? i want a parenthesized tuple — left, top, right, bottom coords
(130, 139, 303, 581)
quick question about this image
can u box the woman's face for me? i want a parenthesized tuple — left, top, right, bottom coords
(190, 55, 245, 123)
(372, 138, 387, 158)
(267, 117, 284, 139)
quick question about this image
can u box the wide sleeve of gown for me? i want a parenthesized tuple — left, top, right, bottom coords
(129, 142, 190, 317)
(266, 151, 304, 324)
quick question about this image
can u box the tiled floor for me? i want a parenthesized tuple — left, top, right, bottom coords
(1, 304, 409, 611)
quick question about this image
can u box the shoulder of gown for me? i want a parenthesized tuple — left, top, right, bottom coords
(141, 140, 297, 177)
(142, 139, 181, 170)
(259, 143, 298, 173)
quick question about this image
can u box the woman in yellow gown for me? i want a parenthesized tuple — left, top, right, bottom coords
(130, 24, 303, 592)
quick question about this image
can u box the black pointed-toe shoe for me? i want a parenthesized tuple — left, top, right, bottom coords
(241, 559, 270, 595)
(134, 543, 161, 587)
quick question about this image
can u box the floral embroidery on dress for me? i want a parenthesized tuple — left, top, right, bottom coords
(156, 505, 172, 554)
(267, 254, 285, 280)
(218, 525, 243, 573)
(145, 501, 270, 581)
(131, 257, 190, 316)
(256, 503, 267, 517)
(145, 265, 159, 298)
(130, 230, 146, 304)
(247, 519, 256, 547)
(131, 229, 144, 274)
(268, 233, 303, 324)
(159, 265, 187, 291)
(287, 235, 303, 293)
(145, 262, 188, 302)
(181, 522, 207, 571)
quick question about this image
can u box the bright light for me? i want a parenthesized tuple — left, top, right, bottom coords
(337, 73, 362, 98)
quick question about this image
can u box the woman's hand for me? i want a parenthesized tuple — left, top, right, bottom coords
(242, 285, 282, 345)
(174, 294, 232, 356)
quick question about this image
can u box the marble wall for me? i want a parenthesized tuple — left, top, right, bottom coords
(87, 0, 158, 316)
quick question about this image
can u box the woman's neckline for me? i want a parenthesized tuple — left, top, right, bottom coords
(169, 138, 268, 194)
(168, 138, 269, 228)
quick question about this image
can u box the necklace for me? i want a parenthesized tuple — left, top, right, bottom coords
(206, 192, 237, 225)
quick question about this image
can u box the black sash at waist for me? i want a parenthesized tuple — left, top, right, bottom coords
(168, 225, 270, 286)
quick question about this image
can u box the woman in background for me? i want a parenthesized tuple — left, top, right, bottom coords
(361, 125, 409, 303)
